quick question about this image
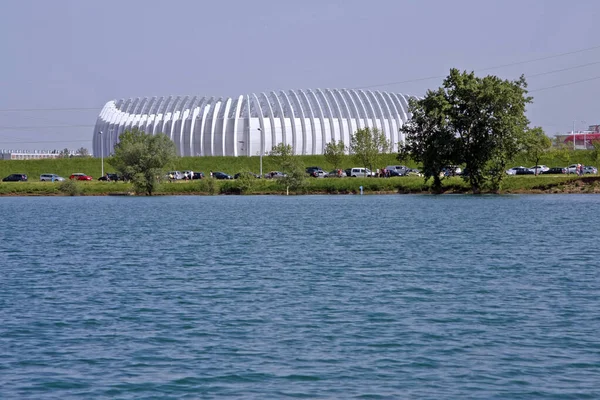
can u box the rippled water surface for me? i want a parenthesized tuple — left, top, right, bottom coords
(1, 194, 600, 399)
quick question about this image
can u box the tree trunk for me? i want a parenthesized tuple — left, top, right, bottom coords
(432, 175, 443, 194)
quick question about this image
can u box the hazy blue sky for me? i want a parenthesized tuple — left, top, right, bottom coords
(0, 0, 598, 152)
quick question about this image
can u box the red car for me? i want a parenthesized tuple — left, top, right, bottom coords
(69, 173, 93, 181)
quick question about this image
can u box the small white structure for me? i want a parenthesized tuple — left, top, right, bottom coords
(93, 89, 414, 157)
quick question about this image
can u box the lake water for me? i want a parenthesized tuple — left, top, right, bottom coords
(1, 194, 599, 399)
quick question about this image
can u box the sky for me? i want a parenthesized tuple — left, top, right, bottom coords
(0, 0, 598, 152)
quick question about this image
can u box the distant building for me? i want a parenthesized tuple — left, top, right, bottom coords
(558, 125, 600, 149)
(93, 89, 415, 157)
(0, 150, 75, 160)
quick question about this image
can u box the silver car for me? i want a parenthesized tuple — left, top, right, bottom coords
(40, 174, 65, 182)
(327, 169, 347, 178)
(506, 166, 529, 175)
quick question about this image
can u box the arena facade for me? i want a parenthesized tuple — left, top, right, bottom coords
(92, 89, 413, 157)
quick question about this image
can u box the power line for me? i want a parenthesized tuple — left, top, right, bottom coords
(353, 44, 600, 89)
(0, 139, 92, 145)
(0, 107, 100, 113)
(527, 60, 600, 78)
(529, 75, 600, 92)
(0, 124, 95, 131)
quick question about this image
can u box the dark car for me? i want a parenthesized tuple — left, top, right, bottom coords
(98, 173, 120, 181)
(514, 167, 534, 175)
(191, 172, 205, 180)
(2, 173, 28, 182)
(388, 168, 406, 177)
(542, 167, 567, 175)
(213, 171, 232, 180)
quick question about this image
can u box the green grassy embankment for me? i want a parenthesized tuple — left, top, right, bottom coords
(0, 152, 598, 196)
(0, 154, 409, 180)
(1, 175, 599, 196)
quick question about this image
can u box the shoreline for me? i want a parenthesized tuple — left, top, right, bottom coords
(1, 182, 599, 197)
(1, 175, 598, 197)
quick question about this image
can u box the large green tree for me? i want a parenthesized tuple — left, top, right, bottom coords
(402, 68, 532, 193)
(110, 128, 177, 195)
(324, 140, 346, 170)
(522, 127, 552, 174)
(400, 94, 460, 193)
(349, 127, 390, 176)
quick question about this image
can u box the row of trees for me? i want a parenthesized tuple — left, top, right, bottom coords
(108, 126, 394, 195)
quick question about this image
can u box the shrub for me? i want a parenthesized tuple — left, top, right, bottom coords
(59, 179, 81, 196)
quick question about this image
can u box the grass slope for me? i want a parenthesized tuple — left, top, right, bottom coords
(0, 151, 597, 196)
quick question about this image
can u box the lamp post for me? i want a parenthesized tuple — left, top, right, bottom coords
(572, 121, 576, 151)
(258, 127, 263, 178)
(99, 131, 104, 177)
(582, 120, 587, 149)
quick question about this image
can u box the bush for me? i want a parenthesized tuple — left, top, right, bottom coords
(235, 171, 257, 194)
(59, 179, 81, 196)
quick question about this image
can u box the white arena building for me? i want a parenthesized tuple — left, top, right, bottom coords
(93, 89, 413, 157)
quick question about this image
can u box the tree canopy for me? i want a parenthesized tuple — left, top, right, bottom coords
(401, 68, 532, 193)
(269, 143, 306, 192)
(350, 127, 390, 175)
(109, 128, 177, 195)
(324, 140, 346, 170)
(522, 127, 552, 174)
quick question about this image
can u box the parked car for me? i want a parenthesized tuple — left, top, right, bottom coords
(305, 166, 323, 175)
(265, 171, 286, 179)
(326, 169, 347, 178)
(2, 173, 28, 182)
(441, 165, 462, 177)
(69, 173, 92, 181)
(405, 168, 423, 177)
(566, 164, 583, 174)
(166, 171, 184, 180)
(312, 169, 329, 178)
(213, 171, 233, 180)
(542, 167, 567, 174)
(506, 166, 528, 175)
(349, 167, 375, 177)
(98, 173, 119, 181)
(182, 171, 194, 179)
(386, 165, 409, 177)
(40, 174, 65, 182)
(191, 172, 205, 180)
(529, 165, 549, 174)
(584, 166, 598, 174)
(514, 167, 534, 175)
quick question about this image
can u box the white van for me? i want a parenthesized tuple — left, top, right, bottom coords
(349, 167, 375, 177)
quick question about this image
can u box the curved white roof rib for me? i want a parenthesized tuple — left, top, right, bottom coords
(93, 88, 414, 157)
